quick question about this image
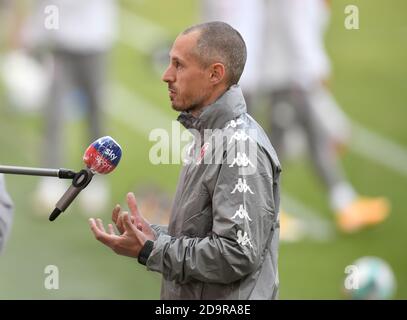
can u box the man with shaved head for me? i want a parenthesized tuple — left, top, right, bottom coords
(90, 22, 281, 300)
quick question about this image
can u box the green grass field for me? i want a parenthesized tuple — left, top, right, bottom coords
(0, 0, 406, 299)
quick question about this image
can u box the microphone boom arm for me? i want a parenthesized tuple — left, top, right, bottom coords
(0, 165, 76, 179)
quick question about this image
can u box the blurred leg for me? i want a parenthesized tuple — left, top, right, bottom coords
(71, 52, 109, 215)
(270, 87, 356, 211)
(35, 51, 72, 215)
(73, 52, 107, 144)
(42, 50, 72, 167)
(269, 90, 289, 159)
(290, 87, 346, 191)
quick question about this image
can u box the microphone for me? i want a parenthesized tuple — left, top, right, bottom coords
(49, 136, 122, 221)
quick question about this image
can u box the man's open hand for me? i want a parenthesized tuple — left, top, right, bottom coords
(89, 192, 156, 258)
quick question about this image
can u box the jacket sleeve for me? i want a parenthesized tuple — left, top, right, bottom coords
(0, 176, 13, 253)
(150, 224, 168, 239)
(146, 144, 278, 284)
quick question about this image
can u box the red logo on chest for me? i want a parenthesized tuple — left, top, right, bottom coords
(196, 142, 210, 165)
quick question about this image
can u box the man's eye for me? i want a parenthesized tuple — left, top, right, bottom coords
(175, 61, 182, 69)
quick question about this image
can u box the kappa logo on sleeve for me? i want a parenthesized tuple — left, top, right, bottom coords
(236, 230, 253, 248)
(229, 152, 255, 168)
(231, 178, 254, 194)
(228, 130, 255, 144)
(225, 119, 245, 130)
(232, 204, 252, 222)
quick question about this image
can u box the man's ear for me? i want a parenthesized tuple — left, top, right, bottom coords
(209, 63, 226, 84)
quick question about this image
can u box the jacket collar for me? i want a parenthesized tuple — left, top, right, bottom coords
(177, 85, 247, 131)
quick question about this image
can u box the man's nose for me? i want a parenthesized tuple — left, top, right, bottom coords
(162, 65, 175, 83)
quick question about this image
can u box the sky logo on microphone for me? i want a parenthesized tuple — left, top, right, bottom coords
(83, 136, 122, 174)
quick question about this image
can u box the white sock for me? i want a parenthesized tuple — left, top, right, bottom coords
(330, 182, 357, 213)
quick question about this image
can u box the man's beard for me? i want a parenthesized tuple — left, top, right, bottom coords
(172, 98, 204, 115)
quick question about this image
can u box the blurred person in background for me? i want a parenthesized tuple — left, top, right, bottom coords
(0, 174, 13, 253)
(0, 1, 14, 254)
(201, 0, 390, 234)
(200, 0, 263, 111)
(9, 0, 118, 216)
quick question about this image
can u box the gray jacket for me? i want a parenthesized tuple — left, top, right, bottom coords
(0, 174, 13, 253)
(146, 85, 281, 299)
